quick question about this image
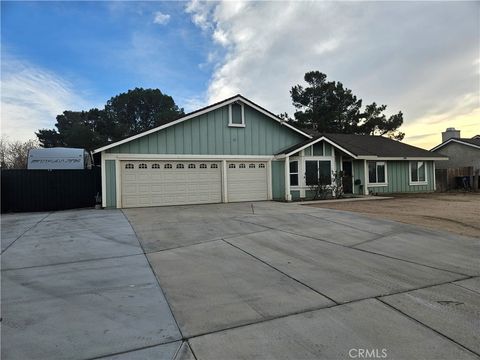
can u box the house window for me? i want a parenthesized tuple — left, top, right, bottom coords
(211, 164, 218, 169)
(229, 102, 245, 127)
(188, 164, 196, 169)
(176, 164, 184, 169)
(305, 160, 331, 186)
(368, 161, 386, 184)
(239, 163, 246, 168)
(200, 164, 207, 169)
(164, 164, 172, 169)
(313, 142, 323, 156)
(125, 163, 134, 169)
(229, 164, 236, 168)
(138, 163, 148, 169)
(259, 163, 266, 168)
(410, 161, 427, 184)
(249, 164, 256, 168)
(290, 161, 299, 186)
(152, 163, 160, 169)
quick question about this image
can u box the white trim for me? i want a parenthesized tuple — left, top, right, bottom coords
(228, 102, 246, 127)
(280, 136, 358, 159)
(285, 156, 291, 201)
(101, 153, 106, 207)
(363, 160, 369, 195)
(431, 138, 480, 152)
(103, 153, 275, 161)
(93, 95, 311, 154)
(115, 159, 121, 208)
(433, 161, 436, 191)
(222, 160, 228, 203)
(366, 160, 388, 187)
(267, 160, 273, 200)
(408, 160, 428, 186)
(358, 156, 448, 161)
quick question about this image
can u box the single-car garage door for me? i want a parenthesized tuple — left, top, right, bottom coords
(227, 162, 268, 202)
(122, 161, 222, 208)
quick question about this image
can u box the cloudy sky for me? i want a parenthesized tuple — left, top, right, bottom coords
(1, 1, 478, 148)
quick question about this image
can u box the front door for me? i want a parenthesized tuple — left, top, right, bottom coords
(342, 161, 353, 194)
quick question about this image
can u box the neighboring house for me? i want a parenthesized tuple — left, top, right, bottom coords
(431, 128, 480, 171)
(430, 128, 480, 190)
(93, 95, 446, 208)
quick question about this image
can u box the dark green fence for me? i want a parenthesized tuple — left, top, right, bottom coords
(1, 167, 101, 213)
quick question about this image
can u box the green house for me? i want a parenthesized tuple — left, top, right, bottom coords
(93, 95, 447, 208)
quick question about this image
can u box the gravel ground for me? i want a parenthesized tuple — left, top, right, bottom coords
(307, 192, 480, 238)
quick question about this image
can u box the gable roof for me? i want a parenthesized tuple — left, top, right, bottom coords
(93, 94, 311, 154)
(431, 137, 480, 152)
(277, 133, 448, 160)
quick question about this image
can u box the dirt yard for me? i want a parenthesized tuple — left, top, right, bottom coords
(308, 193, 480, 238)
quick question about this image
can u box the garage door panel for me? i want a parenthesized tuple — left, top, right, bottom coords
(227, 162, 268, 202)
(121, 161, 221, 208)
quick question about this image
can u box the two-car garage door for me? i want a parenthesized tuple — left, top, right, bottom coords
(121, 160, 268, 208)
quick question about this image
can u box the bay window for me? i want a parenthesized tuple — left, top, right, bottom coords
(289, 160, 299, 186)
(368, 161, 386, 184)
(305, 160, 332, 186)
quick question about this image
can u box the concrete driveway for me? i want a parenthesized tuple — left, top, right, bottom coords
(2, 202, 479, 360)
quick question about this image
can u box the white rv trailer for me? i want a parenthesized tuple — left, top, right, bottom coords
(27, 148, 92, 170)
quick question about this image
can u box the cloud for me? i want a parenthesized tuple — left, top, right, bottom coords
(1, 55, 91, 141)
(186, 1, 479, 148)
(153, 11, 170, 25)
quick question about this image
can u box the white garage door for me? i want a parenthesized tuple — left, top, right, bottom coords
(122, 161, 222, 208)
(227, 162, 268, 202)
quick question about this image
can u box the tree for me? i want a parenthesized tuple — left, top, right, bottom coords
(0, 137, 39, 169)
(36, 88, 184, 151)
(290, 71, 404, 140)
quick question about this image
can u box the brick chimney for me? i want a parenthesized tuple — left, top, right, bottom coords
(442, 127, 461, 142)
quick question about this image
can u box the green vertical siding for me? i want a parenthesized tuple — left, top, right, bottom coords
(107, 104, 305, 155)
(272, 160, 285, 200)
(368, 161, 435, 194)
(291, 190, 301, 200)
(352, 160, 365, 194)
(105, 160, 116, 208)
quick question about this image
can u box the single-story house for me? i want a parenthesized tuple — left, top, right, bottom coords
(431, 129, 480, 171)
(93, 95, 447, 208)
(430, 128, 480, 190)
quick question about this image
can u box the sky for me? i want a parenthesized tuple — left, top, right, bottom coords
(1, 1, 479, 149)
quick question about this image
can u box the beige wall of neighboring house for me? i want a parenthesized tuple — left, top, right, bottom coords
(433, 141, 480, 170)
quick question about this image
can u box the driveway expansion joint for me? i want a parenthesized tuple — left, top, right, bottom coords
(1, 211, 52, 255)
(376, 297, 480, 358)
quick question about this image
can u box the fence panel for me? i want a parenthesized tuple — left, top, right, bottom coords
(1, 168, 101, 212)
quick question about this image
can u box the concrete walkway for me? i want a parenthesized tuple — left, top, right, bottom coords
(2, 201, 479, 359)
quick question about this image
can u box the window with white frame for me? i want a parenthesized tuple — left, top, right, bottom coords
(410, 161, 427, 184)
(211, 164, 218, 169)
(368, 161, 386, 184)
(229, 163, 236, 168)
(229, 102, 245, 127)
(164, 164, 172, 169)
(125, 163, 134, 169)
(259, 163, 266, 168)
(305, 160, 332, 186)
(249, 163, 255, 168)
(138, 163, 148, 169)
(200, 164, 207, 169)
(239, 163, 246, 168)
(176, 164, 184, 169)
(188, 164, 196, 169)
(290, 161, 299, 186)
(152, 163, 160, 169)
